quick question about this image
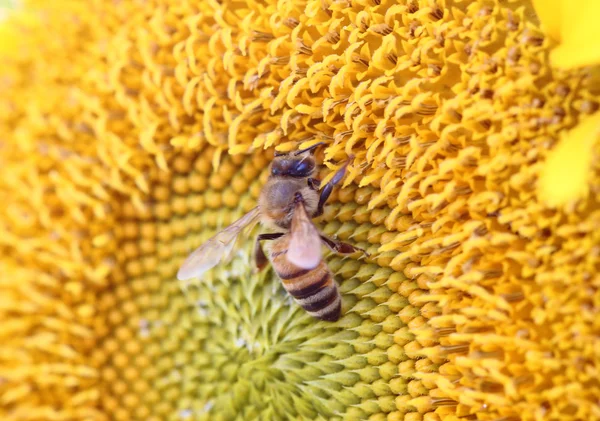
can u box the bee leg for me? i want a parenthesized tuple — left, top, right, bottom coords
(307, 178, 321, 191)
(313, 156, 353, 217)
(255, 233, 284, 271)
(320, 235, 369, 257)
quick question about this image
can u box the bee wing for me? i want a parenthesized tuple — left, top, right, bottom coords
(177, 206, 261, 281)
(287, 200, 322, 269)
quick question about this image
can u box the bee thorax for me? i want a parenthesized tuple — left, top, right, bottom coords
(259, 179, 318, 229)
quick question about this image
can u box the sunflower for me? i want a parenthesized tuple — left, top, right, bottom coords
(1, 1, 599, 421)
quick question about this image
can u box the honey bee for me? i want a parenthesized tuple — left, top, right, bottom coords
(177, 143, 366, 321)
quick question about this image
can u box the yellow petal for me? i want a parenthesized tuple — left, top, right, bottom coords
(531, 0, 562, 41)
(538, 111, 600, 207)
(534, 0, 600, 68)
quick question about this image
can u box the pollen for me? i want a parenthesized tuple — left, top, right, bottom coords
(0, 0, 599, 421)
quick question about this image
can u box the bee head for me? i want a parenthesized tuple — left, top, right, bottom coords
(271, 154, 316, 177)
(271, 143, 323, 177)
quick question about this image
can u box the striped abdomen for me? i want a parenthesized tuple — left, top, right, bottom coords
(269, 235, 341, 321)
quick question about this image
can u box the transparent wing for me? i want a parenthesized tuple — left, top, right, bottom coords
(177, 206, 261, 281)
(287, 200, 322, 269)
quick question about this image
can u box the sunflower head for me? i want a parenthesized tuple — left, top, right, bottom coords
(1, 1, 600, 421)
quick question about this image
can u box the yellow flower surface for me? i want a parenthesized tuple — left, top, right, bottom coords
(1, 1, 599, 421)
(538, 112, 600, 207)
(531, 0, 600, 207)
(533, 0, 600, 208)
(532, 0, 600, 69)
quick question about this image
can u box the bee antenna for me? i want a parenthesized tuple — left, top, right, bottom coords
(293, 142, 326, 156)
(274, 150, 288, 157)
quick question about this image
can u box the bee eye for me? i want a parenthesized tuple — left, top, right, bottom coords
(293, 161, 310, 174)
(271, 167, 280, 175)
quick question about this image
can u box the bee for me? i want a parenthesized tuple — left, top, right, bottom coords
(177, 143, 366, 321)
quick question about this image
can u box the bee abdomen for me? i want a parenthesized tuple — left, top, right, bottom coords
(270, 237, 341, 321)
(279, 265, 341, 322)
(297, 282, 341, 322)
